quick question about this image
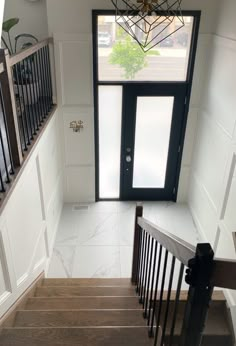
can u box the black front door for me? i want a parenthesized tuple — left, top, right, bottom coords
(120, 83, 187, 200)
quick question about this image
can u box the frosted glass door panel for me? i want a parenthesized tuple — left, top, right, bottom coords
(99, 86, 122, 198)
(133, 97, 174, 188)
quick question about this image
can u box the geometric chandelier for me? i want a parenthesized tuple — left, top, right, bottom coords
(111, 0, 185, 52)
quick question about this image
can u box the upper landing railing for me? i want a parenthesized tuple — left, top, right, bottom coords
(132, 205, 236, 346)
(0, 38, 56, 207)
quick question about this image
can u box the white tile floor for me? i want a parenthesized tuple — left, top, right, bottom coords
(47, 202, 200, 279)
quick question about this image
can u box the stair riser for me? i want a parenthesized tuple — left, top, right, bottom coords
(14, 310, 147, 328)
(35, 287, 136, 297)
(0, 328, 154, 346)
(25, 297, 140, 310)
(42, 279, 132, 287)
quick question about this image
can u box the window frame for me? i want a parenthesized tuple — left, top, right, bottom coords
(92, 10, 201, 201)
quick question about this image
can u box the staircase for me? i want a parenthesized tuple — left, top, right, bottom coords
(0, 278, 233, 345)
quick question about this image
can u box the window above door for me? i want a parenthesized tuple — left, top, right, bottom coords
(96, 14, 194, 82)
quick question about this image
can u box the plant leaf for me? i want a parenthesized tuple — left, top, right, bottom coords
(2, 18, 19, 33)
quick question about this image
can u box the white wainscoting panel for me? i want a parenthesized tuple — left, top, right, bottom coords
(5, 159, 44, 283)
(56, 35, 93, 107)
(202, 36, 236, 138)
(63, 107, 95, 167)
(65, 166, 95, 203)
(0, 110, 64, 319)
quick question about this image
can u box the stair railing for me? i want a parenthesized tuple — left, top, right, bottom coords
(0, 38, 55, 206)
(132, 204, 235, 346)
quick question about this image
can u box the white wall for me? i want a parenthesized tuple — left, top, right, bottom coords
(187, 0, 236, 318)
(3, 0, 48, 46)
(46, 0, 219, 203)
(0, 110, 63, 318)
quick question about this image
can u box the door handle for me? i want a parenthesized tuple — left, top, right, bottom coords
(126, 155, 132, 163)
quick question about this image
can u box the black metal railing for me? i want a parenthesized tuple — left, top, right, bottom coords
(11, 41, 53, 152)
(0, 77, 14, 192)
(132, 205, 217, 346)
(0, 38, 55, 202)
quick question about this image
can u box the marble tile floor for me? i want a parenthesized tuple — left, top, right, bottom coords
(47, 202, 200, 280)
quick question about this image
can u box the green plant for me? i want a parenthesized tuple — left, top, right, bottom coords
(1, 17, 38, 55)
(109, 28, 160, 79)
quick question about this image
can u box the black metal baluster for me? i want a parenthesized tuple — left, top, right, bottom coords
(154, 249, 169, 346)
(140, 231, 148, 304)
(143, 234, 151, 310)
(29, 55, 40, 130)
(38, 49, 46, 118)
(34, 51, 43, 124)
(18, 61, 33, 142)
(39, 48, 48, 116)
(0, 84, 15, 172)
(160, 256, 176, 346)
(21, 59, 34, 139)
(137, 229, 144, 294)
(46, 45, 53, 106)
(144, 237, 154, 318)
(14, 64, 28, 151)
(138, 230, 146, 295)
(148, 240, 158, 326)
(43, 46, 50, 112)
(0, 126, 10, 183)
(169, 263, 184, 346)
(26, 58, 37, 134)
(0, 167, 5, 192)
(149, 244, 163, 337)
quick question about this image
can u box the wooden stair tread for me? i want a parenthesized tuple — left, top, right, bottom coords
(42, 278, 132, 287)
(0, 327, 154, 346)
(25, 297, 140, 310)
(155, 290, 225, 302)
(14, 310, 146, 328)
(35, 286, 136, 297)
(156, 301, 231, 337)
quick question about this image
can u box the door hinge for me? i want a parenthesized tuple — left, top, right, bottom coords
(178, 145, 181, 153)
(173, 187, 176, 195)
(185, 97, 187, 105)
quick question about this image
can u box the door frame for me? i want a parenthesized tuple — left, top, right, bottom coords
(92, 10, 201, 201)
(120, 83, 187, 201)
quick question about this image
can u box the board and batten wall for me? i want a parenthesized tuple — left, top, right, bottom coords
(187, 0, 236, 315)
(0, 110, 63, 318)
(46, 0, 219, 203)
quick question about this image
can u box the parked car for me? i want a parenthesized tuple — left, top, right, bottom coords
(159, 36, 174, 47)
(98, 32, 111, 47)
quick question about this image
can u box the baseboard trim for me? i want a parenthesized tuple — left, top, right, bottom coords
(0, 272, 44, 328)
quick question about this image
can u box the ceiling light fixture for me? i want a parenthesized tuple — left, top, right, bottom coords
(111, 0, 185, 52)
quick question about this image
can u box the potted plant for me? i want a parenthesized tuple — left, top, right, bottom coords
(1, 18, 40, 106)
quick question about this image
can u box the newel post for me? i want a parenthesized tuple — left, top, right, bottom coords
(180, 243, 214, 346)
(131, 203, 143, 285)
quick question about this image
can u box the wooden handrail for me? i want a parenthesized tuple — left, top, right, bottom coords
(138, 217, 196, 266)
(8, 37, 53, 67)
(132, 205, 215, 345)
(138, 216, 236, 290)
(211, 258, 236, 289)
